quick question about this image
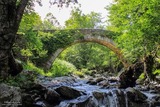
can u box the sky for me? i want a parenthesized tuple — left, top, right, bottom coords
(34, 0, 113, 26)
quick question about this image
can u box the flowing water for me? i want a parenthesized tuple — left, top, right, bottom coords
(36, 76, 160, 107)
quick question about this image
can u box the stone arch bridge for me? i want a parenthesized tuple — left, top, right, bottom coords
(38, 29, 129, 70)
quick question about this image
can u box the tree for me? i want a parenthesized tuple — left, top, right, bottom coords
(107, 0, 160, 86)
(107, 0, 160, 60)
(0, 0, 77, 78)
(42, 12, 60, 29)
(65, 7, 103, 29)
(19, 12, 42, 31)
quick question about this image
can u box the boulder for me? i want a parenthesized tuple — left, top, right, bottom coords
(55, 86, 82, 99)
(92, 91, 104, 100)
(21, 83, 47, 107)
(126, 87, 147, 102)
(21, 93, 34, 107)
(87, 79, 97, 85)
(111, 89, 126, 107)
(95, 77, 105, 83)
(58, 96, 95, 107)
(108, 77, 118, 83)
(126, 87, 149, 107)
(151, 95, 160, 106)
(97, 80, 109, 87)
(0, 83, 22, 107)
(44, 89, 61, 105)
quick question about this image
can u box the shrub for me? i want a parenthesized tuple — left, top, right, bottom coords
(0, 72, 36, 88)
(49, 59, 77, 77)
(23, 61, 45, 75)
(80, 68, 92, 75)
(72, 71, 84, 78)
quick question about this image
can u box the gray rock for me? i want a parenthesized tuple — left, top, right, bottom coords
(92, 91, 104, 100)
(126, 87, 147, 102)
(44, 89, 61, 104)
(0, 83, 22, 107)
(95, 77, 105, 83)
(97, 80, 109, 87)
(126, 87, 149, 107)
(55, 86, 82, 99)
(87, 80, 97, 85)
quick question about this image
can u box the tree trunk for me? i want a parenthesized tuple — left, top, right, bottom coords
(119, 55, 155, 88)
(0, 0, 28, 78)
(119, 61, 144, 88)
(144, 55, 154, 81)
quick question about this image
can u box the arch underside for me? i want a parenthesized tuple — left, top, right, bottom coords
(44, 36, 129, 70)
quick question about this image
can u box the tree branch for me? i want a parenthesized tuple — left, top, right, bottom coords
(15, 0, 29, 31)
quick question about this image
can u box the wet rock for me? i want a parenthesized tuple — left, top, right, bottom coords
(94, 74, 102, 78)
(147, 95, 160, 107)
(92, 91, 109, 106)
(87, 77, 107, 86)
(154, 84, 160, 93)
(44, 89, 61, 105)
(73, 97, 96, 107)
(0, 83, 22, 107)
(23, 83, 46, 94)
(24, 83, 46, 99)
(126, 87, 147, 102)
(155, 75, 160, 83)
(33, 101, 53, 107)
(21, 83, 47, 107)
(108, 77, 118, 83)
(22, 93, 34, 107)
(55, 86, 82, 99)
(59, 96, 96, 107)
(90, 70, 96, 76)
(136, 79, 144, 85)
(126, 87, 149, 107)
(111, 89, 126, 107)
(154, 95, 160, 101)
(37, 76, 78, 88)
(58, 90, 128, 107)
(92, 91, 104, 99)
(33, 101, 47, 107)
(95, 77, 105, 83)
(53, 76, 77, 85)
(86, 80, 97, 85)
(97, 80, 109, 87)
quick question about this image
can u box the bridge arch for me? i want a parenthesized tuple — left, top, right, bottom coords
(40, 29, 129, 70)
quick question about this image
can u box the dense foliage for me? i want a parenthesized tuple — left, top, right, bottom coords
(65, 7, 104, 29)
(107, 0, 160, 77)
(107, 0, 160, 61)
(15, 12, 47, 61)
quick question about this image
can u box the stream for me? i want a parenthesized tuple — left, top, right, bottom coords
(32, 75, 160, 107)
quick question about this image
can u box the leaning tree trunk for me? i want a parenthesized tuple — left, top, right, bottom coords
(119, 55, 155, 88)
(0, 0, 28, 78)
(118, 61, 144, 88)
